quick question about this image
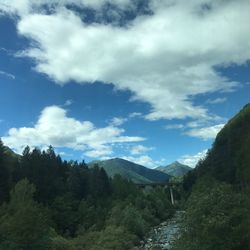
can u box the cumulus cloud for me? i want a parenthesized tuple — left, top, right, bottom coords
(179, 149, 208, 168)
(2, 105, 145, 156)
(130, 144, 153, 155)
(185, 123, 225, 140)
(1, 0, 249, 121)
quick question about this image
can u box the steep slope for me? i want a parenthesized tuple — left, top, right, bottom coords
(156, 161, 192, 177)
(88, 158, 170, 184)
(184, 103, 250, 188)
(3, 146, 20, 159)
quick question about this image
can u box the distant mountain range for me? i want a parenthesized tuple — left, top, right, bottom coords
(156, 161, 192, 177)
(88, 158, 171, 184)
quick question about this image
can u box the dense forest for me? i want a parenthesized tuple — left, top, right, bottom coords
(0, 140, 174, 249)
(173, 104, 250, 250)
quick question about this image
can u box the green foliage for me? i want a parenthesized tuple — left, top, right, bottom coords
(0, 139, 10, 204)
(111, 174, 140, 199)
(89, 165, 112, 199)
(0, 179, 51, 250)
(74, 225, 136, 250)
(108, 203, 148, 238)
(145, 187, 174, 220)
(173, 179, 250, 250)
(66, 162, 88, 199)
(176, 104, 250, 250)
(183, 104, 250, 191)
(50, 232, 75, 250)
(0, 140, 175, 249)
(19, 146, 66, 202)
(51, 193, 80, 236)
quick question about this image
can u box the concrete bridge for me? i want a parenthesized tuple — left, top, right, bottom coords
(135, 182, 180, 205)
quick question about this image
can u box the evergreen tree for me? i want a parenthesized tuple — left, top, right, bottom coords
(0, 139, 9, 204)
(0, 179, 51, 249)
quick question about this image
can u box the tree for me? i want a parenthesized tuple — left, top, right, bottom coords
(0, 179, 51, 249)
(173, 179, 250, 250)
(89, 165, 111, 200)
(74, 226, 136, 250)
(0, 139, 9, 204)
(67, 162, 88, 199)
(108, 203, 147, 238)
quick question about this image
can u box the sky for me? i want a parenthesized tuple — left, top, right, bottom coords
(0, 0, 249, 168)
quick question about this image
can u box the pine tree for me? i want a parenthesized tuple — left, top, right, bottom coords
(0, 139, 9, 204)
(0, 179, 51, 249)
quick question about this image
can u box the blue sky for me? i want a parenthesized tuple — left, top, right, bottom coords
(0, 0, 249, 168)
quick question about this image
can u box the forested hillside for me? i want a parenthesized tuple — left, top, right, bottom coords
(183, 103, 250, 189)
(0, 140, 174, 249)
(173, 104, 250, 250)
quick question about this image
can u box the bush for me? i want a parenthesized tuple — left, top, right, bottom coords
(173, 179, 250, 250)
(108, 203, 148, 238)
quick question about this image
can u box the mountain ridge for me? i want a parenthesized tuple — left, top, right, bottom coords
(88, 158, 171, 184)
(156, 161, 192, 177)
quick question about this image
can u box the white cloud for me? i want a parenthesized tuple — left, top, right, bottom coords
(179, 149, 208, 168)
(185, 123, 225, 140)
(1, 1, 250, 121)
(110, 117, 127, 126)
(0, 70, 15, 80)
(122, 155, 158, 168)
(206, 97, 227, 104)
(164, 124, 184, 130)
(130, 144, 153, 155)
(129, 112, 142, 118)
(2, 105, 145, 156)
(64, 99, 73, 106)
(186, 120, 205, 128)
(121, 155, 167, 168)
(56, 151, 73, 157)
(84, 146, 113, 158)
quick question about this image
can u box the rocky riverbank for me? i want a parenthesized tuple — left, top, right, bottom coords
(138, 211, 184, 250)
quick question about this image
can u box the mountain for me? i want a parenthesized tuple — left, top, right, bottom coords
(184, 103, 250, 189)
(156, 161, 192, 177)
(3, 146, 19, 159)
(88, 158, 171, 184)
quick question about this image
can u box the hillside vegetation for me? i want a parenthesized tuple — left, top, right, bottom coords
(0, 141, 174, 250)
(173, 104, 250, 250)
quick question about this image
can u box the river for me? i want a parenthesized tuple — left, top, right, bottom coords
(137, 211, 184, 250)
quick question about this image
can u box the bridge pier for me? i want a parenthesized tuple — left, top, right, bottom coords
(170, 187, 174, 205)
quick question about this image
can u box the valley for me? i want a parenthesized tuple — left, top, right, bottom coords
(0, 104, 249, 249)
